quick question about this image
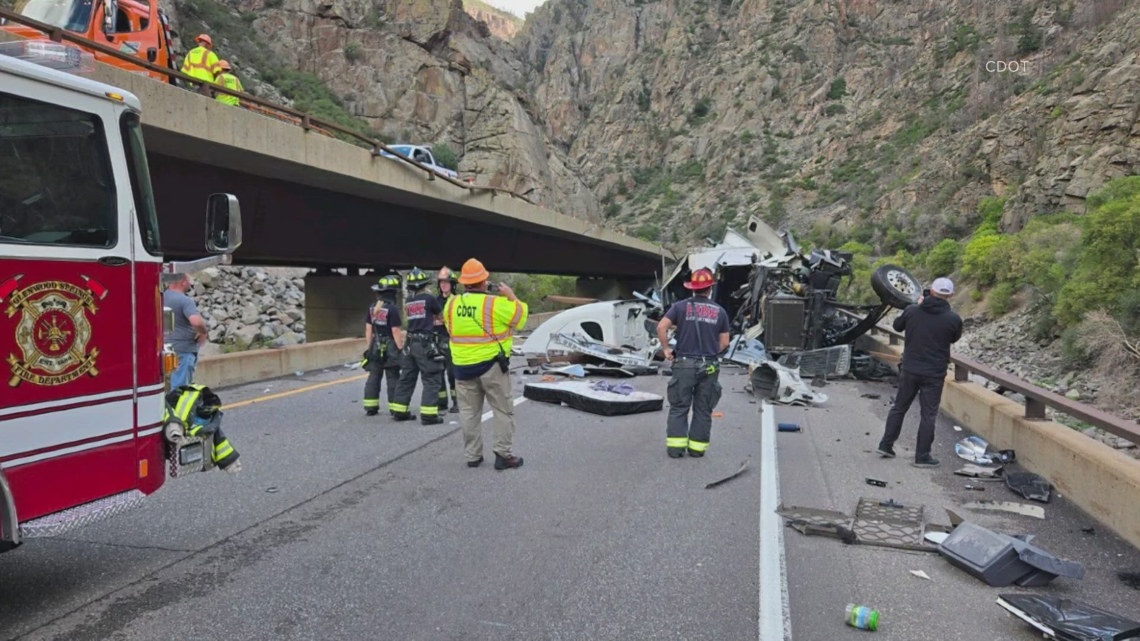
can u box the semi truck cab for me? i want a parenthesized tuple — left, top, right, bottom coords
(1, 0, 178, 82)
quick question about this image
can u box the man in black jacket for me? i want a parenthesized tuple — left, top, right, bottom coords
(877, 277, 963, 467)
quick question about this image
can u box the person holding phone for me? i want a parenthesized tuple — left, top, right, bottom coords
(443, 258, 529, 470)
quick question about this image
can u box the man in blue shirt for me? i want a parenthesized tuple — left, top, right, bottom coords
(657, 268, 731, 458)
(163, 273, 209, 390)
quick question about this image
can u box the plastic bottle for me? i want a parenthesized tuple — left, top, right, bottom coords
(845, 603, 880, 631)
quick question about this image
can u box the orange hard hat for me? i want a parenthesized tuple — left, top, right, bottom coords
(683, 267, 716, 290)
(218, 59, 232, 71)
(457, 258, 489, 285)
(195, 34, 213, 46)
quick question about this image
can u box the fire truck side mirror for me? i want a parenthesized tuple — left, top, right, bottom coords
(101, 0, 117, 36)
(205, 193, 242, 254)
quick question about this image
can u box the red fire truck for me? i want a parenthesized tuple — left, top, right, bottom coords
(0, 42, 241, 553)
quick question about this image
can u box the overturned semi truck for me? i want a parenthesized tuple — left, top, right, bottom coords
(520, 215, 921, 398)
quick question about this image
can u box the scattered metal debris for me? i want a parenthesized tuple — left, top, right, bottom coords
(998, 593, 1140, 641)
(1005, 471, 1053, 503)
(778, 498, 938, 553)
(724, 335, 769, 367)
(748, 361, 828, 406)
(549, 332, 654, 368)
(542, 364, 587, 378)
(954, 436, 1015, 465)
(964, 485, 986, 491)
(865, 477, 887, 487)
(910, 570, 932, 581)
(778, 422, 802, 433)
(962, 500, 1045, 519)
(924, 531, 949, 545)
(940, 521, 1084, 587)
(953, 464, 1004, 479)
(860, 393, 881, 400)
(705, 460, 750, 489)
(778, 344, 853, 378)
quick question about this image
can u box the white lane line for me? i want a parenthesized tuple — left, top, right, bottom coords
(759, 401, 792, 641)
(480, 396, 527, 423)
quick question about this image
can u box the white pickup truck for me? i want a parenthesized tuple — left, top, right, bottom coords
(378, 144, 459, 180)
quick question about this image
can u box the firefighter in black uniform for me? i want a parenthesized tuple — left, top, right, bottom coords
(390, 267, 446, 424)
(656, 268, 731, 458)
(434, 266, 460, 414)
(362, 274, 405, 416)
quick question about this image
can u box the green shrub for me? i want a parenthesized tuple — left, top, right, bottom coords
(925, 239, 962, 276)
(1059, 326, 1096, 369)
(827, 77, 847, 100)
(433, 143, 459, 170)
(961, 233, 1013, 287)
(989, 282, 1016, 316)
(344, 42, 363, 63)
(1054, 176, 1140, 326)
(634, 223, 662, 241)
(689, 97, 713, 123)
(499, 274, 576, 313)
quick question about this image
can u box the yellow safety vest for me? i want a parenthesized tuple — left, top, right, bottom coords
(181, 46, 221, 83)
(444, 292, 528, 366)
(215, 73, 243, 105)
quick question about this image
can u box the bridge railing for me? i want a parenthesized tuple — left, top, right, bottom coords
(867, 322, 1140, 447)
(0, 7, 535, 205)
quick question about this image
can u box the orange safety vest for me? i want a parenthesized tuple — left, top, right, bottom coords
(443, 292, 528, 366)
(181, 46, 221, 83)
(215, 73, 243, 105)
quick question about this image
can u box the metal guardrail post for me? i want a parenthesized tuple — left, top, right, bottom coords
(1025, 397, 1047, 421)
(954, 362, 969, 382)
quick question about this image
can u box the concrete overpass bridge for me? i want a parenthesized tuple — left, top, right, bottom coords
(77, 62, 666, 339)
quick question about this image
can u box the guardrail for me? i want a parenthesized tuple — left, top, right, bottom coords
(0, 7, 535, 205)
(867, 323, 1140, 446)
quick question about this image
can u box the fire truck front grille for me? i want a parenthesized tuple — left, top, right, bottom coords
(19, 490, 146, 539)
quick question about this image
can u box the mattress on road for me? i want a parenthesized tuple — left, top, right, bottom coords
(523, 381, 664, 416)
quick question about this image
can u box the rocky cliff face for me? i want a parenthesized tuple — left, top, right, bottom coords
(171, 0, 599, 220)
(514, 0, 1139, 252)
(463, 0, 523, 40)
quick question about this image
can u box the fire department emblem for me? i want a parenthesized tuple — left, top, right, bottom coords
(1, 275, 108, 387)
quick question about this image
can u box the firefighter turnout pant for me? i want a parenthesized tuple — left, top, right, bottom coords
(166, 385, 240, 471)
(437, 339, 457, 412)
(666, 358, 723, 457)
(391, 335, 445, 423)
(363, 342, 400, 416)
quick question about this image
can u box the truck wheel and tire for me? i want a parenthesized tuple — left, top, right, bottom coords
(871, 264, 922, 309)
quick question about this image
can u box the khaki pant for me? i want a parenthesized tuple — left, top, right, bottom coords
(457, 364, 516, 462)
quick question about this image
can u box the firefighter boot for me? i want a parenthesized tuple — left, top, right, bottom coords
(391, 411, 416, 421)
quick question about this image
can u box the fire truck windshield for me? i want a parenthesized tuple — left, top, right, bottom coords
(12, 0, 95, 32)
(0, 91, 116, 248)
(120, 112, 161, 255)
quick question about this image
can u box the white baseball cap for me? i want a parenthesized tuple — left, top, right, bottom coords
(931, 277, 955, 296)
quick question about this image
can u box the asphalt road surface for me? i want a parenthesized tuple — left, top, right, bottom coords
(2, 361, 1138, 640)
